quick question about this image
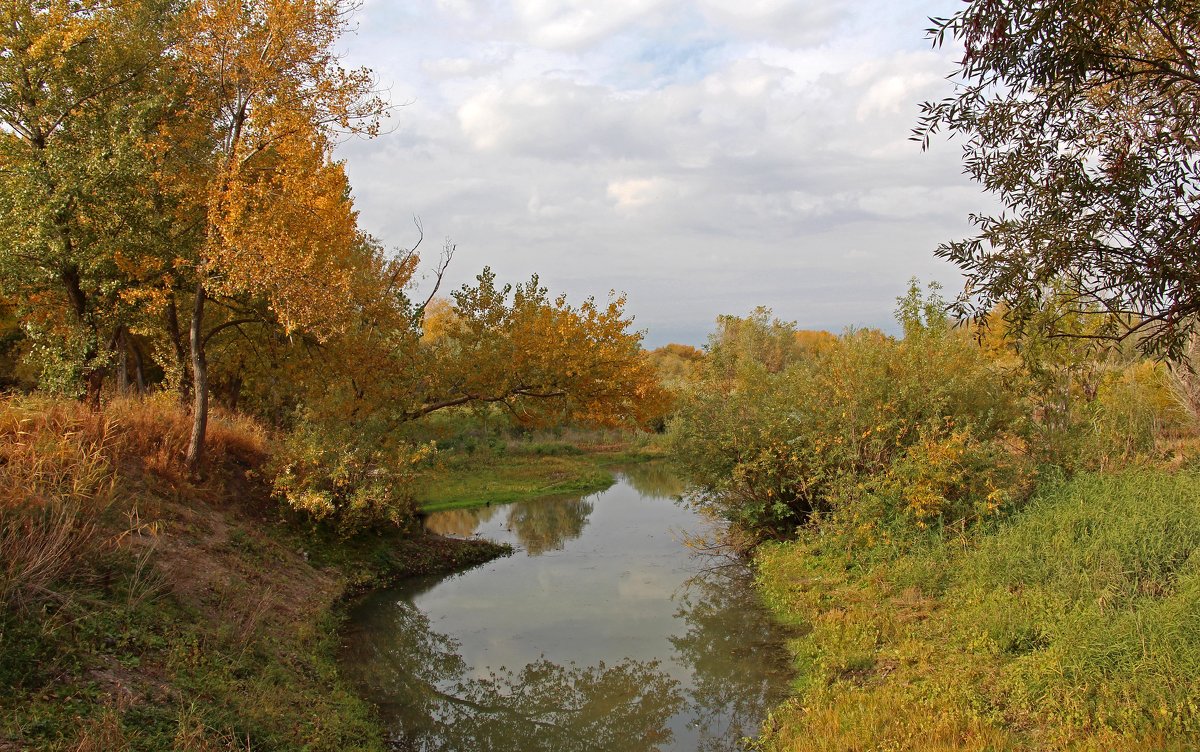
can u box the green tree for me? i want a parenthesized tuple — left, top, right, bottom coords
(0, 0, 172, 404)
(916, 0, 1200, 357)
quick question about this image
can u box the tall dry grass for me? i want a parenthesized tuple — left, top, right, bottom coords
(103, 393, 268, 479)
(0, 397, 116, 610)
(0, 394, 269, 612)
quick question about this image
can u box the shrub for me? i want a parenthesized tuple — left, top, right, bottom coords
(668, 286, 1032, 538)
(269, 421, 433, 535)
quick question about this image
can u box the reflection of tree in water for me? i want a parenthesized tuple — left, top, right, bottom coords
(424, 506, 500, 537)
(618, 463, 685, 500)
(671, 569, 795, 752)
(504, 495, 593, 554)
(343, 601, 683, 752)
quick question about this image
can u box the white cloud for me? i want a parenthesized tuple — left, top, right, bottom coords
(607, 177, 674, 209)
(421, 50, 513, 79)
(435, 0, 480, 20)
(336, 0, 987, 346)
(850, 51, 944, 121)
(513, 0, 673, 49)
(697, 0, 851, 46)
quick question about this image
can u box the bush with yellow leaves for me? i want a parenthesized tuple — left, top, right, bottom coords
(269, 420, 433, 536)
(668, 282, 1033, 539)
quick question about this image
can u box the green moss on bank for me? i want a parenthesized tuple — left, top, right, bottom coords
(752, 469, 1200, 751)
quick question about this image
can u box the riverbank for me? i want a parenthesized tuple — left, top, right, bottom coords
(749, 468, 1200, 751)
(0, 397, 509, 751)
(416, 438, 663, 512)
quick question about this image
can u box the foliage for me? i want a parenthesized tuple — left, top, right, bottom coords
(435, 268, 668, 428)
(917, 0, 1200, 358)
(0, 0, 174, 402)
(704, 306, 810, 380)
(647, 343, 705, 384)
(668, 286, 1031, 537)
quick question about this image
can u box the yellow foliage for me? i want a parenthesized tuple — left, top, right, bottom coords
(421, 297, 462, 343)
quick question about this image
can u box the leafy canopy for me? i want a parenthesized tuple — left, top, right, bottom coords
(917, 0, 1200, 358)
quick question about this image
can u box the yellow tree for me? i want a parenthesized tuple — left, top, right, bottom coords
(168, 0, 384, 470)
(301, 267, 666, 434)
(419, 269, 667, 427)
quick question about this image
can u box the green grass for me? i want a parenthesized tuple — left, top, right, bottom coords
(752, 469, 1200, 751)
(416, 448, 640, 512)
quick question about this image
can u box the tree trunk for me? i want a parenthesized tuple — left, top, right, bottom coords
(116, 328, 129, 395)
(166, 295, 192, 405)
(84, 369, 103, 411)
(62, 265, 104, 410)
(186, 280, 208, 473)
(131, 338, 146, 395)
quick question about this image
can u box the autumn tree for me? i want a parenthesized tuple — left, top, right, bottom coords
(917, 0, 1200, 358)
(167, 0, 385, 470)
(423, 269, 667, 428)
(304, 266, 665, 432)
(267, 266, 667, 531)
(647, 343, 705, 383)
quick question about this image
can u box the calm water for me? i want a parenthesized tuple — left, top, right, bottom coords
(340, 464, 793, 752)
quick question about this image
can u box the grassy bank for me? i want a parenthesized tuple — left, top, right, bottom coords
(416, 437, 662, 512)
(0, 396, 508, 751)
(751, 468, 1200, 751)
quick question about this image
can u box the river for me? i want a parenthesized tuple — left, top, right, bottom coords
(339, 463, 793, 751)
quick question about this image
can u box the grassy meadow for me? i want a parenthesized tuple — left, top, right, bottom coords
(415, 429, 663, 512)
(752, 470, 1200, 751)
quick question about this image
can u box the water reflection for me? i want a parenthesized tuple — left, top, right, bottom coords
(424, 506, 501, 538)
(505, 495, 594, 554)
(343, 599, 684, 751)
(345, 469, 793, 752)
(425, 494, 594, 554)
(617, 463, 686, 500)
(671, 570, 795, 751)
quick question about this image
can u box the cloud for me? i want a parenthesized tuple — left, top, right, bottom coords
(421, 50, 513, 79)
(337, 0, 985, 347)
(697, 0, 852, 46)
(607, 177, 677, 210)
(849, 51, 944, 121)
(513, 0, 674, 49)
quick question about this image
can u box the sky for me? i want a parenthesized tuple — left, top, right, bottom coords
(333, 0, 987, 348)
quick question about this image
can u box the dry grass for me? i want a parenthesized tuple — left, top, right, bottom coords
(0, 396, 116, 611)
(0, 394, 269, 613)
(103, 394, 268, 480)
